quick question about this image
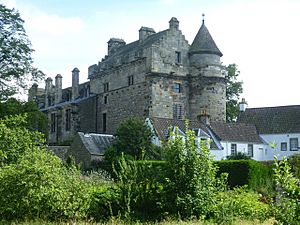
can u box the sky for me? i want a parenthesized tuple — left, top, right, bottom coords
(1, 0, 300, 108)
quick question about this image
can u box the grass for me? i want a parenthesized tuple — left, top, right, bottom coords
(3, 218, 276, 225)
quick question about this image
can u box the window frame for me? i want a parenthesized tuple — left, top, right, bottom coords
(247, 144, 253, 157)
(290, 138, 299, 151)
(65, 109, 71, 131)
(281, 142, 287, 151)
(231, 143, 237, 155)
(128, 75, 134, 86)
(103, 82, 109, 92)
(173, 103, 183, 120)
(51, 113, 56, 133)
(173, 83, 181, 93)
(175, 51, 181, 64)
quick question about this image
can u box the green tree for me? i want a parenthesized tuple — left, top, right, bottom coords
(0, 4, 43, 100)
(226, 64, 243, 122)
(0, 98, 48, 135)
(162, 123, 223, 219)
(105, 117, 158, 161)
(0, 114, 45, 165)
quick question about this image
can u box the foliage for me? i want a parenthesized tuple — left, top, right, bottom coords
(88, 184, 121, 221)
(0, 148, 91, 221)
(210, 187, 270, 224)
(0, 114, 45, 165)
(0, 4, 44, 100)
(0, 98, 48, 134)
(215, 160, 274, 192)
(105, 117, 158, 161)
(162, 124, 223, 219)
(226, 152, 251, 160)
(226, 64, 243, 122)
(288, 153, 300, 179)
(111, 155, 165, 220)
(272, 155, 300, 225)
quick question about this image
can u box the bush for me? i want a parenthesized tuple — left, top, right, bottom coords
(88, 184, 121, 221)
(0, 148, 91, 221)
(162, 125, 223, 219)
(226, 152, 251, 160)
(210, 187, 270, 223)
(215, 160, 274, 192)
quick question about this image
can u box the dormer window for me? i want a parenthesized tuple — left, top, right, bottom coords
(175, 51, 181, 64)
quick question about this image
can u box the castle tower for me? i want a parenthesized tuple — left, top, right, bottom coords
(45, 77, 53, 107)
(188, 15, 226, 122)
(72, 68, 79, 100)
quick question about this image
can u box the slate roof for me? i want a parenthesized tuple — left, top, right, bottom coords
(189, 22, 222, 56)
(238, 105, 300, 134)
(209, 122, 262, 143)
(78, 132, 114, 156)
(151, 117, 208, 140)
(107, 30, 168, 59)
(151, 117, 262, 144)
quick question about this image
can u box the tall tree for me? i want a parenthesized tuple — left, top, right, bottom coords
(0, 4, 43, 101)
(226, 64, 243, 122)
(0, 98, 48, 135)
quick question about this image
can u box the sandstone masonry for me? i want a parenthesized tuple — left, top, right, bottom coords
(29, 17, 227, 144)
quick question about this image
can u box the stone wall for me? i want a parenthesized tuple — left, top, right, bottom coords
(78, 96, 97, 133)
(148, 74, 189, 119)
(96, 81, 150, 134)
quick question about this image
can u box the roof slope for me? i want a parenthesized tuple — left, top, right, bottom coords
(189, 22, 222, 56)
(238, 105, 300, 134)
(209, 122, 262, 143)
(78, 132, 114, 156)
(108, 30, 168, 58)
(151, 117, 261, 144)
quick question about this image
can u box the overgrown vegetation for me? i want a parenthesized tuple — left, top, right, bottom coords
(1, 115, 299, 224)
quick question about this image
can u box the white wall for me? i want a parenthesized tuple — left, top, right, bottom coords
(259, 133, 300, 161)
(211, 141, 265, 161)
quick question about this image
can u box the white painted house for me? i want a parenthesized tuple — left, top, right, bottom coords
(238, 105, 300, 160)
(150, 117, 265, 161)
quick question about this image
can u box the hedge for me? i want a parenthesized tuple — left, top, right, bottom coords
(215, 160, 274, 191)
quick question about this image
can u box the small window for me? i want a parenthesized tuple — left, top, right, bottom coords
(290, 138, 299, 151)
(281, 142, 287, 151)
(65, 109, 71, 131)
(102, 113, 107, 133)
(103, 82, 109, 92)
(173, 104, 183, 120)
(231, 144, 237, 155)
(247, 144, 253, 157)
(175, 51, 181, 64)
(51, 113, 56, 133)
(104, 95, 108, 104)
(128, 75, 134, 86)
(173, 83, 181, 93)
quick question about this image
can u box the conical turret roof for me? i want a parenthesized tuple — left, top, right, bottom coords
(189, 20, 223, 57)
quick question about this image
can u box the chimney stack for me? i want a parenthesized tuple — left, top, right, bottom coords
(169, 17, 179, 31)
(72, 68, 79, 100)
(55, 74, 62, 104)
(45, 77, 53, 107)
(197, 110, 210, 125)
(107, 38, 126, 55)
(139, 26, 155, 41)
(239, 98, 248, 112)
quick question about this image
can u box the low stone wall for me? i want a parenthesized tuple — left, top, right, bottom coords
(48, 146, 70, 160)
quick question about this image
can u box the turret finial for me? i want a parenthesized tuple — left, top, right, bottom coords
(202, 13, 205, 25)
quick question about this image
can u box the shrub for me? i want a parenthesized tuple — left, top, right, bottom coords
(0, 148, 91, 221)
(215, 160, 274, 192)
(272, 155, 300, 225)
(226, 152, 251, 160)
(210, 187, 270, 224)
(162, 125, 223, 219)
(88, 184, 121, 221)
